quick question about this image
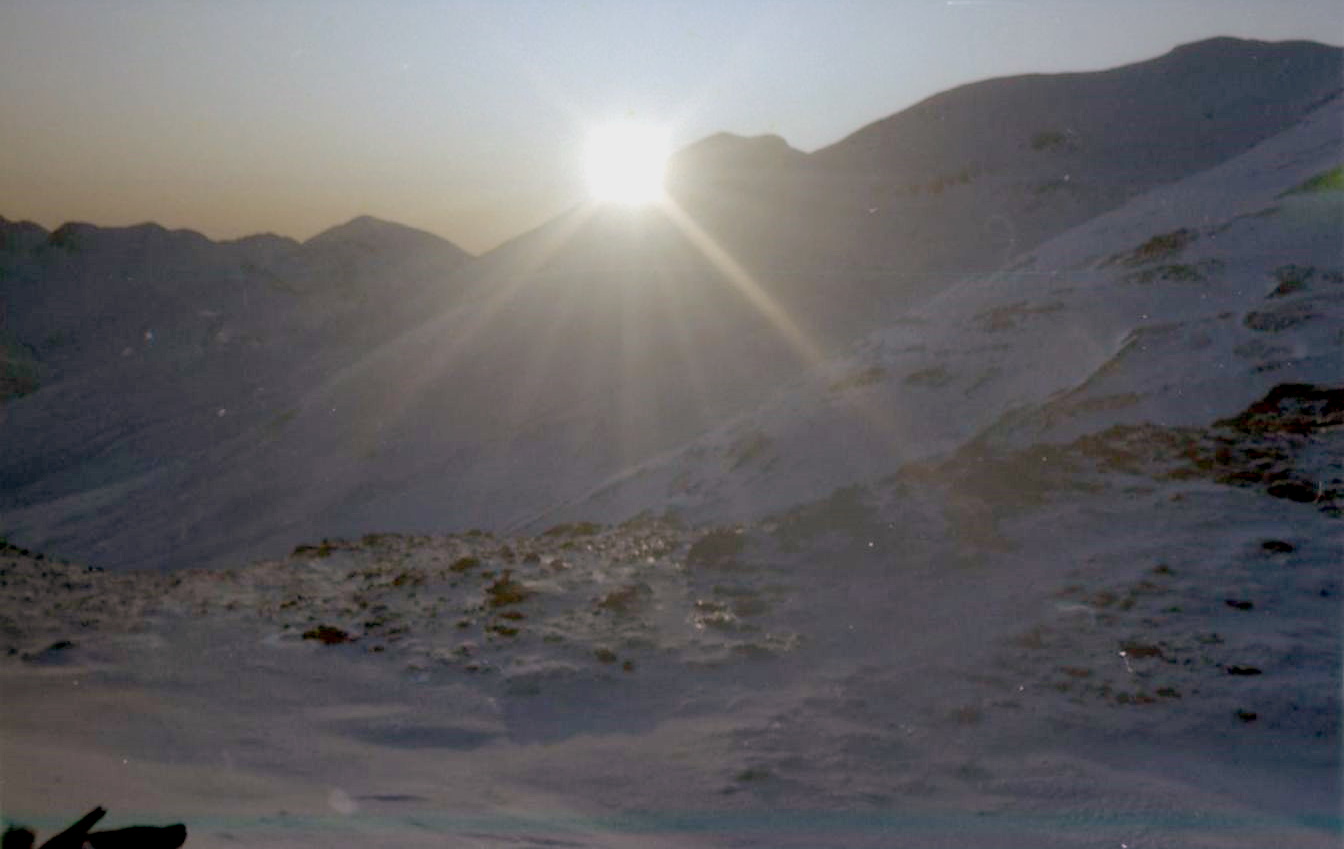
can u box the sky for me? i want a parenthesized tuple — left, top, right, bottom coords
(1, 1, 1340, 254)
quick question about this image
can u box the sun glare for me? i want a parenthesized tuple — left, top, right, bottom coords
(584, 124, 670, 205)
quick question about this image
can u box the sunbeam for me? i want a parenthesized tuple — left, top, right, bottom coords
(660, 198, 827, 372)
(658, 197, 929, 492)
(292, 202, 606, 479)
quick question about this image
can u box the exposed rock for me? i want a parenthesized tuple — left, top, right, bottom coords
(484, 571, 532, 607)
(686, 529, 746, 567)
(1266, 479, 1322, 503)
(302, 625, 352, 645)
(1215, 384, 1344, 435)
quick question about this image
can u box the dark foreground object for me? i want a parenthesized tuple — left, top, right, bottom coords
(3, 807, 186, 849)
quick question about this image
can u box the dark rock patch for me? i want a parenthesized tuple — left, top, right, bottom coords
(1266, 479, 1321, 503)
(687, 529, 746, 567)
(302, 625, 352, 645)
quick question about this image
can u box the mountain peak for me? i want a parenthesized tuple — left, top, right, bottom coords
(303, 215, 473, 260)
(0, 216, 50, 250)
(1151, 35, 1341, 68)
(1164, 35, 1284, 56)
(673, 132, 802, 163)
(306, 215, 428, 245)
(667, 133, 807, 191)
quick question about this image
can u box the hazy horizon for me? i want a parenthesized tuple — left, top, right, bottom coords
(3, 1, 1340, 254)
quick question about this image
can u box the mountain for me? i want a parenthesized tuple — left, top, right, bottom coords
(666, 132, 809, 189)
(458, 35, 1342, 419)
(542, 88, 1343, 526)
(1, 38, 1341, 846)
(0, 217, 472, 565)
(684, 36, 1342, 296)
(0, 215, 471, 381)
(297, 215, 473, 295)
(1, 37, 1340, 572)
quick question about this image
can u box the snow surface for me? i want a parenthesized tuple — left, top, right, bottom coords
(2, 400, 1339, 846)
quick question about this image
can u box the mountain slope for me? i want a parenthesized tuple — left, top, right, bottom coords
(542, 87, 1343, 527)
(1, 38, 1340, 572)
(1, 376, 1337, 847)
(677, 36, 1342, 291)
(0, 217, 473, 564)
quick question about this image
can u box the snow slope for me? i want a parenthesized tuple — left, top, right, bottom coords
(0, 217, 473, 568)
(1, 380, 1338, 847)
(546, 89, 1342, 528)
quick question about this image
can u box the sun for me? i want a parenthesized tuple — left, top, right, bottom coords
(584, 123, 670, 205)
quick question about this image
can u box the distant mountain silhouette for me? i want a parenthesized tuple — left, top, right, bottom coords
(666, 133, 808, 188)
(299, 216, 472, 292)
(306, 214, 462, 252)
(1, 37, 1339, 571)
(0, 215, 471, 375)
(0, 216, 472, 566)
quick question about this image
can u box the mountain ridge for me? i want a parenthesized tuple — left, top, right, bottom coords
(2, 36, 1340, 571)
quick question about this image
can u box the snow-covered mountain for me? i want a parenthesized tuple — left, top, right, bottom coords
(664, 36, 1342, 295)
(0, 215, 471, 383)
(0, 37, 1340, 574)
(544, 84, 1343, 527)
(1, 35, 1340, 849)
(0, 216, 472, 566)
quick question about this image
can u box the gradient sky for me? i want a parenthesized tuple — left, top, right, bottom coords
(2, 1, 1340, 254)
